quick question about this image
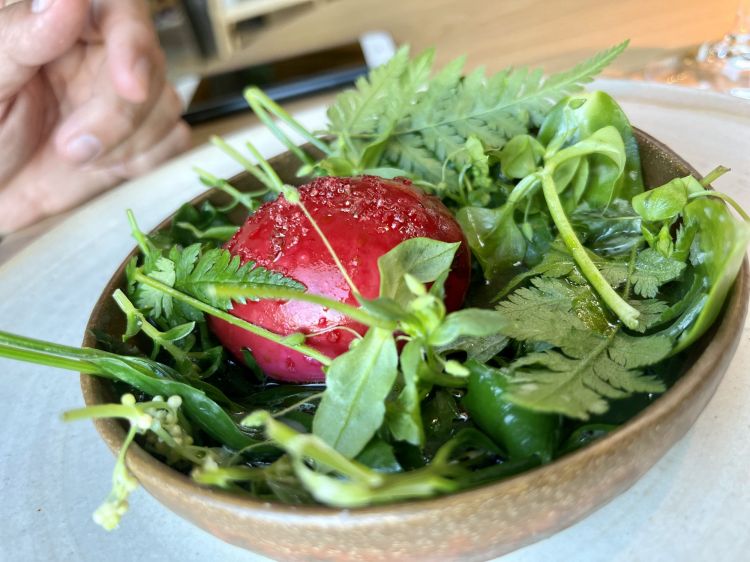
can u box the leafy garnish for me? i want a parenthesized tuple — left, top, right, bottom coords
(495, 278, 669, 418)
(321, 41, 628, 184)
(312, 328, 398, 458)
(132, 244, 304, 323)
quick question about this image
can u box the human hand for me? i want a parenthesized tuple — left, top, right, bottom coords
(0, 0, 190, 234)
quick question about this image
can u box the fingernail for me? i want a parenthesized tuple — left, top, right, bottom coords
(31, 0, 53, 13)
(64, 134, 102, 164)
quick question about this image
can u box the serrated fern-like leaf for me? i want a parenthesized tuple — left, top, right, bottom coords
(323, 42, 627, 185)
(175, 246, 304, 310)
(134, 244, 304, 325)
(495, 277, 670, 419)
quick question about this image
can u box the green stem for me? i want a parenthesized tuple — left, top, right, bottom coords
(272, 391, 325, 418)
(688, 191, 750, 222)
(246, 411, 382, 486)
(133, 271, 332, 366)
(244, 87, 331, 155)
(0, 343, 100, 374)
(210, 285, 393, 330)
(540, 171, 640, 329)
(211, 136, 279, 193)
(0, 329, 110, 360)
(112, 290, 199, 376)
(194, 167, 266, 212)
(127, 210, 153, 257)
(700, 165, 731, 187)
(62, 404, 142, 423)
(193, 465, 268, 487)
(294, 199, 362, 297)
(623, 244, 638, 301)
(244, 92, 315, 167)
(243, 141, 285, 192)
(507, 173, 541, 206)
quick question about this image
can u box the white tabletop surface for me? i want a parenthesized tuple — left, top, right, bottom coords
(1, 80, 749, 562)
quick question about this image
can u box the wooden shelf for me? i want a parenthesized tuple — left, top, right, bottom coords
(223, 0, 314, 24)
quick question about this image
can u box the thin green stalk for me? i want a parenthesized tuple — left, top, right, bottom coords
(62, 404, 142, 423)
(193, 465, 268, 487)
(688, 191, 750, 222)
(507, 172, 541, 206)
(210, 285, 394, 330)
(700, 165, 731, 187)
(244, 87, 331, 155)
(243, 141, 285, 192)
(127, 210, 153, 257)
(272, 391, 325, 418)
(540, 172, 640, 329)
(244, 93, 315, 167)
(0, 330, 110, 361)
(0, 343, 99, 374)
(211, 136, 279, 192)
(294, 199, 362, 297)
(194, 167, 267, 212)
(133, 271, 332, 366)
(245, 411, 382, 486)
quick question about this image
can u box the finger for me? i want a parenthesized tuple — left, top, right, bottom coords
(0, 120, 190, 235)
(109, 120, 191, 179)
(0, 147, 116, 234)
(52, 58, 166, 165)
(95, 83, 184, 168)
(91, 0, 163, 104)
(0, 77, 55, 184)
(0, 0, 89, 101)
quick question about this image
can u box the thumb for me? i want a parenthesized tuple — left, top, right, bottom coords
(0, 0, 89, 101)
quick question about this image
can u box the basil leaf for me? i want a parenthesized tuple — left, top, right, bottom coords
(538, 91, 643, 204)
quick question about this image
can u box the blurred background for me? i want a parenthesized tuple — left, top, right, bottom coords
(151, 0, 747, 141)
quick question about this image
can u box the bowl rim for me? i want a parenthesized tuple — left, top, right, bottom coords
(80, 127, 750, 522)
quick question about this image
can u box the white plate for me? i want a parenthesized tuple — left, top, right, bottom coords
(0, 81, 748, 562)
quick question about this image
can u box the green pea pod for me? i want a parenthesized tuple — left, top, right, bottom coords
(538, 91, 644, 207)
(463, 361, 561, 462)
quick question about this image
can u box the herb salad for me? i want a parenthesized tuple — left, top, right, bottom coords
(1, 41, 748, 530)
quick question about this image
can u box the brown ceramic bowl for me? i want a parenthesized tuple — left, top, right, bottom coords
(81, 129, 749, 562)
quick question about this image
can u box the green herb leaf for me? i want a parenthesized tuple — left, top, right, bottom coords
(428, 309, 508, 347)
(498, 134, 544, 179)
(434, 332, 509, 363)
(386, 339, 425, 446)
(632, 177, 689, 221)
(313, 327, 398, 458)
(377, 238, 460, 306)
(323, 42, 627, 185)
(496, 278, 670, 418)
